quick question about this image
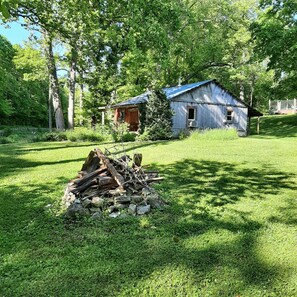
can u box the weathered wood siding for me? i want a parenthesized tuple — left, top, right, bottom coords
(171, 82, 248, 135)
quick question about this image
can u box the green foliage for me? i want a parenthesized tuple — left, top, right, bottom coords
(1, 0, 293, 129)
(45, 128, 109, 142)
(0, 36, 48, 126)
(111, 122, 137, 143)
(0, 126, 110, 143)
(188, 128, 239, 141)
(252, 0, 297, 99)
(0, 35, 16, 118)
(144, 89, 173, 140)
(0, 0, 18, 18)
(138, 103, 147, 134)
(44, 132, 68, 142)
(177, 129, 191, 140)
(136, 129, 150, 142)
(0, 126, 47, 143)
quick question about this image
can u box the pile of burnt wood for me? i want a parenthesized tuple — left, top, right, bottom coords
(63, 148, 165, 219)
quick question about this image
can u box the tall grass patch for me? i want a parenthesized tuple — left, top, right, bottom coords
(187, 128, 238, 141)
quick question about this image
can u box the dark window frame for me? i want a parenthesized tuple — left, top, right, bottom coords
(188, 107, 196, 120)
(226, 108, 233, 122)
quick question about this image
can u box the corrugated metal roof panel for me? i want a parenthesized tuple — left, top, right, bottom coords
(163, 80, 213, 99)
(113, 91, 151, 107)
(112, 80, 213, 108)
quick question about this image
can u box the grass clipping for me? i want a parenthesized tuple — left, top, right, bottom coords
(63, 147, 165, 220)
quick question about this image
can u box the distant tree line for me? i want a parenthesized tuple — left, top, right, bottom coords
(0, 0, 295, 129)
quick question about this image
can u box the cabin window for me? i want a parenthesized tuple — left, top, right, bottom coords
(226, 108, 233, 122)
(188, 107, 196, 120)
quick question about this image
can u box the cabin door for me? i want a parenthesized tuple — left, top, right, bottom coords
(126, 108, 139, 131)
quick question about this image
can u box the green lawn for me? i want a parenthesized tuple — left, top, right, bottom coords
(0, 115, 297, 297)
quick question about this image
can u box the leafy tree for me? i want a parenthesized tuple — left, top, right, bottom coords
(13, 42, 49, 126)
(0, 35, 49, 126)
(0, 0, 18, 18)
(252, 0, 297, 99)
(0, 35, 16, 119)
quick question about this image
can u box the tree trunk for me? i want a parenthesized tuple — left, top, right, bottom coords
(68, 47, 77, 130)
(79, 83, 84, 126)
(250, 84, 254, 107)
(43, 31, 65, 130)
(240, 82, 245, 102)
(249, 75, 255, 107)
(48, 80, 52, 132)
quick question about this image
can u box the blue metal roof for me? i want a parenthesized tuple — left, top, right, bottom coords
(163, 80, 212, 99)
(114, 91, 151, 107)
(113, 80, 213, 108)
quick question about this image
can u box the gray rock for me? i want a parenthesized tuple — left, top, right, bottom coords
(108, 206, 116, 213)
(138, 201, 148, 206)
(141, 188, 151, 197)
(115, 196, 131, 204)
(137, 205, 151, 215)
(91, 212, 102, 220)
(114, 203, 127, 210)
(63, 192, 76, 204)
(91, 197, 105, 208)
(66, 203, 90, 218)
(146, 194, 161, 208)
(109, 211, 120, 218)
(82, 198, 92, 208)
(89, 207, 101, 213)
(131, 195, 143, 204)
(128, 204, 137, 215)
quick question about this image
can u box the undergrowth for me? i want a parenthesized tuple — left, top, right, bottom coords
(0, 126, 112, 143)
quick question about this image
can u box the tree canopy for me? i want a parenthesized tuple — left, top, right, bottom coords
(0, 0, 294, 128)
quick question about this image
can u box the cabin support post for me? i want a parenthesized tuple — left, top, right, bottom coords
(248, 117, 251, 135)
(98, 107, 106, 126)
(102, 111, 105, 126)
(257, 116, 260, 135)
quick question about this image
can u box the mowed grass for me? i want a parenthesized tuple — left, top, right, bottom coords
(0, 115, 297, 297)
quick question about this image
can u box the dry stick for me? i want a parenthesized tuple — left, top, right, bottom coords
(146, 177, 164, 183)
(95, 148, 125, 191)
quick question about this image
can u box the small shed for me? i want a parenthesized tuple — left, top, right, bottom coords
(269, 99, 297, 115)
(112, 80, 263, 136)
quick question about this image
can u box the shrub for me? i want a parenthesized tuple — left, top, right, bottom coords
(111, 122, 136, 142)
(2, 127, 13, 137)
(177, 129, 191, 140)
(136, 130, 150, 141)
(0, 136, 13, 144)
(0, 126, 109, 144)
(45, 132, 68, 141)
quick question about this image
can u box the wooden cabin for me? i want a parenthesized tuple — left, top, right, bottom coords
(112, 80, 262, 136)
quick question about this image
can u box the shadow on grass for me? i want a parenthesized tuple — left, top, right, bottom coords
(1, 154, 296, 296)
(250, 114, 297, 138)
(267, 197, 297, 226)
(0, 140, 171, 180)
